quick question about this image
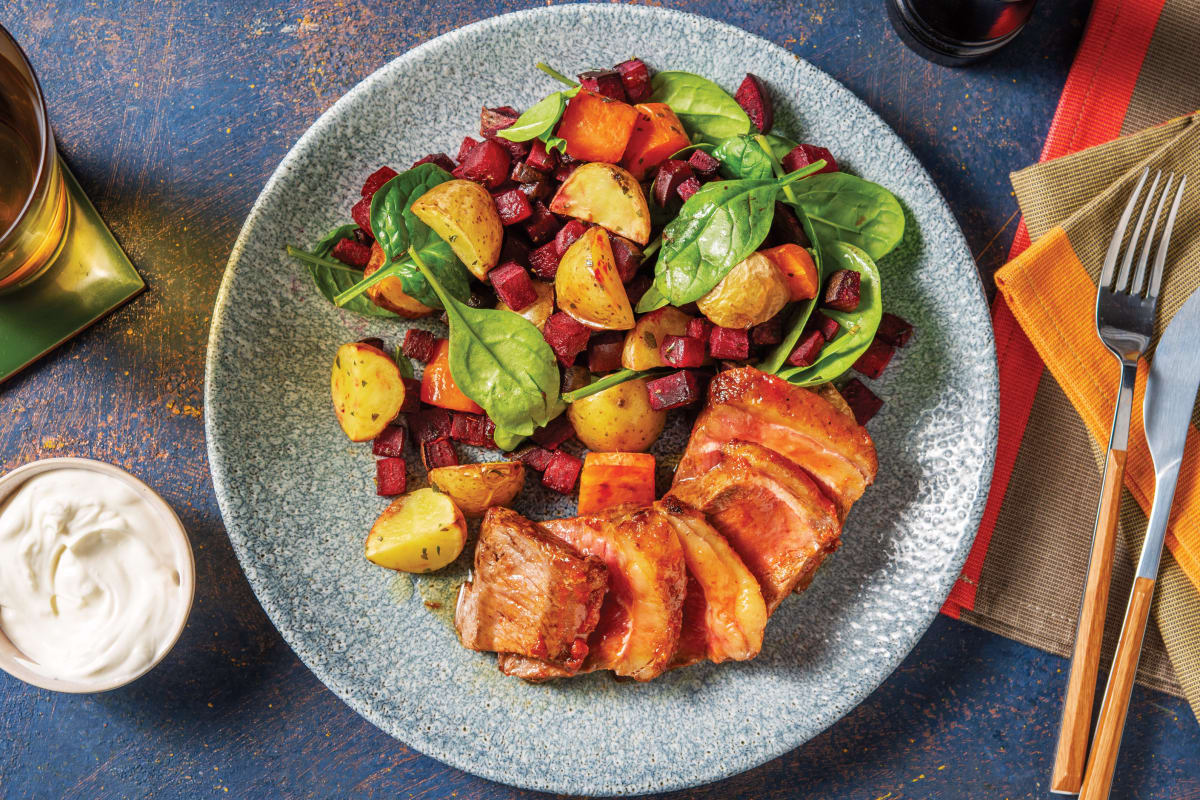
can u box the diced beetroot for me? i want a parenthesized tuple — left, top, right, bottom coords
(499, 235, 531, 268)
(609, 236, 642, 283)
(646, 370, 701, 411)
(840, 378, 884, 425)
(411, 407, 453, 443)
(735, 73, 773, 133)
(357, 336, 385, 350)
(676, 176, 701, 202)
(421, 438, 459, 470)
(783, 143, 839, 175)
(526, 138, 558, 172)
(508, 444, 555, 472)
(480, 105, 520, 139)
(614, 58, 652, 102)
(554, 161, 580, 183)
(852, 339, 896, 379)
(489, 136, 531, 161)
(528, 241, 562, 280)
(811, 310, 841, 342)
(457, 136, 479, 164)
(361, 166, 398, 199)
(786, 328, 825, 368)
(402, 329, 437, 363)
(453, 139, 511, 189)
(824, 269, 861, 311)
(399, 378, 421, 413)
(708, 326, 750, 360)
(578, 69, 627, 102)
(492, 187, 534, 226)
(511, 161, 547, 184)
(687, 148, 720, 176)
(877, 312, 914, 347)
(351, 196, 373, 236)
(543, 312, 591, 366)
(450, 412, 495, 448)
(652, 160, 694, 207)
(482, 417, 498, 449)
(660, 335, 706, 368)
(624, 274, 653, 306)
(519, 179, 554, 203)
(750, 315, 783, 346)
(561, 365, 591, 394)
(686, 317, 713, 342)
(555, 219, 589, 256)
(373, 424, 408, 457)
(587, 332, 625, 374)
(490, 262, 538, 311)
(531, 414, 576, 450)
(411, 153, 456, 172)
(375, 457, 407, 496)
(541, 450, 583, 495)
(769, 203, 811, 248)
(467, 283, 497, 309)
(331, 238, 371, 269)
(352, 227, 373, 245)
(524, 202, 560, 245)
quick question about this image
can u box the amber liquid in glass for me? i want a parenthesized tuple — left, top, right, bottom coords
(0, 120, 37, 232)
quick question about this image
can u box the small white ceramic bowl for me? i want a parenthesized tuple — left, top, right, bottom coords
(0, 457, 196, 692)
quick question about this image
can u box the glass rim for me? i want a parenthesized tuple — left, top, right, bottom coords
(0, 22, 54, 247)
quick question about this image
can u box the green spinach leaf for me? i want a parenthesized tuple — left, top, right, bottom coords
(713, 135, 776, 180)
(787, 172, 905, 260)
(762, 133, 799, 161)
(759, 203, 825, 373)
(498, 87, 580, 143)
(288, 226, 398, 318)
(650, 71, 752, 144)
(635, 282, 669, 313)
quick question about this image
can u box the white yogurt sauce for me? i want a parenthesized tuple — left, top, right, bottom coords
(0, 468, 186, 684)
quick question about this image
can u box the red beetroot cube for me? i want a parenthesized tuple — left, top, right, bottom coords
(824, 269, 861, 311)
(511, 160, 547, 184)
(499, 236, 531, 268)
(480, 105, 520, 138)
(352, 227, 373, 245)
(588, 331, 625, 374)
(686, 317, 713, 342)
(614, 58, 652, 102)
(481, 417, 498, 449)
(578, 69, 627, 101)
(519, 179, 553, 204)
(508, 444, 554, 472)
(357, 336, 385, 350)
(676, 176, 702, 202)
(541, 450, 583, 495)
(687, 148, 721, 176)
(528, 241, 562, 280)
(554, 161, 580, 183)
(531, 414, 576, 450)
(543, 312, 591, 367)
(555, 219, 589, 256)
(609, 236, 642, 283)
(361, 166, 398, 198)
(652, 160, 694, 207)
(840, 378, 884, 425)
(624, 274, 653, 306)
(750, 315, 783, 346)
(783, 143, 839, 175)
(375, 457, 407, 496)
(331, 238, 371, 269)
(877, 312, 914, 347)
(402, 328, 437, 363)
(489, 136, 531, 162)
(811, 310, 841, 342)
(492, 187, 534, 226)
(769, 203, 812, 248)
(523, 202, 560, 245)
(490, 262, 538, 311)
(646, 370, 701, 411)
(708, 326, 750, 360)
(351, 196, 373, 236)
(421, 438, 459, 470)
(399, 378, 421, 413)
(411, 407, 453, 443)
(660, 335, 706, 368)
(450, 413, 489, 447)
(852, 339, 896, 379)
(786, 328, 825, 368)
(526, 137, 558, 172)
(411, 153, 455, 172)
(735, 73, 774, 133)
(457, 136, 479, 164)
(453, 139, 511, 189)
(373, 424, 408, 457)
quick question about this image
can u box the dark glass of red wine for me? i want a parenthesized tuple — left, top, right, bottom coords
(887, 0, 1037, 65)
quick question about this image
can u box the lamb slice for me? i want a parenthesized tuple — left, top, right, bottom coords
(673, 367, 877, 514)
(455, 507, 607, 673)
(656, 496, 767, 667)
(673, 441, 842, 613)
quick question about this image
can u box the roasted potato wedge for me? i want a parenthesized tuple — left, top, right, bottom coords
(364, 242, 437, 318)
(621, 306, 694, 371)
(365, 488, 467, 573)
(429, 462, 526, 517)
(813, 382, 854, 421)
(567, 377, 666, 452)
(696, 252, 790, 329)
(496, 279, 555, 331)
(555, 226, 635, 331)
(549, 162, 651, 245)
(410, 179, 503, 280)
(331, 342, 408, 441)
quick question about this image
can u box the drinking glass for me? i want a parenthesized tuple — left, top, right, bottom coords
(887, 0, 1038, 65)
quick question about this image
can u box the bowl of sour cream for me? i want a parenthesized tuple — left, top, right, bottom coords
(0, 458, 195, 692)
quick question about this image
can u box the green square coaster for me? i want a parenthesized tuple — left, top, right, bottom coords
(0, 158, 144, 382)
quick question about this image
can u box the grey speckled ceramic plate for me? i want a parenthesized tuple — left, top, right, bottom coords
(205, 5, 998, 795)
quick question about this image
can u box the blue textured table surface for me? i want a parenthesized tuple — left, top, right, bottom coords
(1, 1, 1198, 798)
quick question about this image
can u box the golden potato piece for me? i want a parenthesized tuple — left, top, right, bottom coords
(696, 252, 790, 329)
(567, 377, 666, 452)
(365, 488, 467, 573)
(364, 242, 436, 319)
(813, 382, 854, 421)
(496, 279, 554, 331)
(410, 179, 503, 280)
(429, 462, 526, 517)
(555, 226, 634, 331)
(331, 342, 407, 442)
(621, 306, 694, 371)
(549, 162, 651, 245)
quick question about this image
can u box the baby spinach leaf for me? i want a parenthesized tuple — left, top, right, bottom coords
(650, 71, 752, 145)
(498, 86, 580, 143)
(540, 132, 569, 154)
(288, 226, 398, 319)
(491, 427, 526, 452)
(713, 135, 776, 180)
(787, 172, 905, 260)
(762, 133, 799, 161)
(759, 204, 825, 374)
(635, 282, 669, 314)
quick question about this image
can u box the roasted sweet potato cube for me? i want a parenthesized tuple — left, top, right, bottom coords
(735, 73, 773, 133)
(556, 89, 639, 164)
(840, 378, 884, 425)
(877, 312, 914, 347)
(852, 339, 896, 379)
(824, 269, 861, 311)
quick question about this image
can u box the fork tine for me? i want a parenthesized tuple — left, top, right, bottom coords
(1148, 174, 1187, 301)
(1114, 170, 1160, 293)
(1101, 167, 1150, 290)
(1131, 173, 1173, 296)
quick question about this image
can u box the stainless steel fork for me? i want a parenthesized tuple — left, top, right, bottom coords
(1050, 166, 1187, 794)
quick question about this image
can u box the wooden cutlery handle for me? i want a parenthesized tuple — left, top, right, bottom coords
(1079, 576, 1156, 800)
(1051, 448, 1126, 794)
